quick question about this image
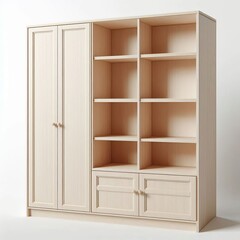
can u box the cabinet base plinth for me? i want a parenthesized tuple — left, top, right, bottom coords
(28, 208, 197, 231)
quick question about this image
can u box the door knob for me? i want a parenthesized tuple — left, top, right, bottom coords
(139, 190, 145, 195)
(58, 123, 64, 128)
(52, 123, 58, 127)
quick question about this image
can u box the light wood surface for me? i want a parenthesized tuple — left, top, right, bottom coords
(141, 98, 196, 103)
(57, 24, 90, 212)
(93, 61, 137, 98)
(93, 141, 137, 167)
(92, 172, 139, 216)
(94, 55, 138, 62)
(29, 209, 196, 231)
(140, 103, 196, 138)
(197, 13, 216, 231)
(94, 136, 138, 141)
(141, 53, 196, 60)
(140, 174, 196, 220)
(140, 142, 196, 170)
(93, 103, 137, 137)
(94, 98, 137, 102)
(140, 59, 196, 99)
(93, 163, 138, 172)
(28, 26, 58, 209)
(141, 137, 196, 143)
(140, 166, 196, 176)
(28, 11, 216, 232)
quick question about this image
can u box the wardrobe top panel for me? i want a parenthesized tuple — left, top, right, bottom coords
(27, 11, 215, 29)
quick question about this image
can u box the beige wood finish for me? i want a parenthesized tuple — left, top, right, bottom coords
(29, 209, 196, 231)
(92, 172, 138, 216)
(140, 59, 196, 99)
(140, 142, 196, 169)
(93, 103, 137, 137)
(140, 103, 196, 138)
(28, 26, 58, 209)
(57, 24, 90, 211)
(197, 13, 216, 231)
(140, 174, 196, 221)
(93, 141, 137, 168)
(28, 11, 216, 232)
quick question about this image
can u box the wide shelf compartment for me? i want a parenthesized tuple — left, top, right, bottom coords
(93, 61, 137, 99)
(140, 18, 196, 55)
(140, 59, 196, 99)
(93, 141, 138, 171)
(93, 102, 137, 138)
(93, 19, 138, 57)
(141, 102, 196, 139)
(140, 142, 196, 176)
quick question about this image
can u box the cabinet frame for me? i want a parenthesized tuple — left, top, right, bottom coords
(27, 11, 216, 232)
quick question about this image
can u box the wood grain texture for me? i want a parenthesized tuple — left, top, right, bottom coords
(58, 24, 90, 212)
(197, 13, 216, 231)
(28, 26, 58, 209)
(29, 209, 196, 231)
(92, 172, 139, 216)
(140, 174, 196, 221)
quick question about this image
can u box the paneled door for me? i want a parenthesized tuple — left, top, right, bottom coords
(139, 174, 196, 221)
(28, 26, 58, 208)
(92, 171, 139, 216)
(58, 24, 90, 211)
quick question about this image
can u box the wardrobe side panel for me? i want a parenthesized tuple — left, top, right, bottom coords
(198, 14, 216, 231)
(28, 27, 58, 208)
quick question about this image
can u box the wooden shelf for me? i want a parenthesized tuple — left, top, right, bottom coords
(140, 165, 197, 176)
(94, 98, 138, 103)
(94, 135, 138, 142)
(94, 55, 138, 62)
(93, 163, 138, 173)
(141, 137, 196, 143)
(141, 52, 196, 61)
(141, 98, 196, 103)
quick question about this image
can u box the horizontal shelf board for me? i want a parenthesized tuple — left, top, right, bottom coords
(141, 137, 196, 143)
(92, 164, 196, 176)
(93, 163, 138, 173)
(141, 98, 196, 103)
(94, 55, 138, 62)
(94, 98, 138, 103)
(140, 165, 197, 176)
(94, 135, 138, 142)
(141, 52, 196, 61)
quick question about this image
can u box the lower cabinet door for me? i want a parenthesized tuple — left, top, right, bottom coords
(140, 174, 196, 221)
(92, 171, 138, 216)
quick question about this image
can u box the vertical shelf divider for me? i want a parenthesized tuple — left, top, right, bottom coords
(137, 19, 141, 171)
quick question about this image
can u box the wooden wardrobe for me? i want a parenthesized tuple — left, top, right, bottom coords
(27, 11, 216, 232)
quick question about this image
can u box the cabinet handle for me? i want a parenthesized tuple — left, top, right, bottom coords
(133, 190, 138, 194)
(52, 123, 58, 128)
(58, 123, 64, 128)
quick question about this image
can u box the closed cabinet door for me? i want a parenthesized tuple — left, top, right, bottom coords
(28, 27, 58, 208)
(57, 24, 90, 211)
(92, 172, 139, 216)
(139, 174, 196, 221)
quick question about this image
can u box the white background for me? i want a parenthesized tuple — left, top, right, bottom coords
(0, 0, 240, 239)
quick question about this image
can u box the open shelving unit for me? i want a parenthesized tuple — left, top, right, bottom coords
(92, 15, 198, 174)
